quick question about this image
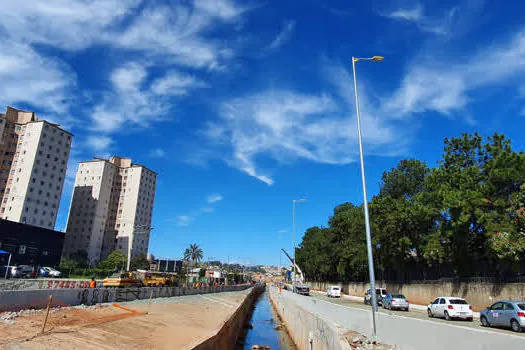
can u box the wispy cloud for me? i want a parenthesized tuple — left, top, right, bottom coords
(151, 148, 166, 158)
(90, 62, 209, 133)
(385, 29, 525, 118)
(173, 193, 223, 226)
(207, 194, 223, 203)
(0, 0, 249, 142)
(203, 62, 402, 185)
(175, 215, 193, 227)
(382, 3, 456, 35)
(0, 40, 74, 115)
(268, 21, 296, 51)
(387, 5, 423, 22)
(278, 229, 288, 233)
(85, 135, 114, 153)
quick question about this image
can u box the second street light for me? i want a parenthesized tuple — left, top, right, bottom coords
(351, 55, 384, 338)
(292, 198, 306, 291)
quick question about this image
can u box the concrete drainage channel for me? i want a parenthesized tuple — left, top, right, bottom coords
(236, 287, 296, 350)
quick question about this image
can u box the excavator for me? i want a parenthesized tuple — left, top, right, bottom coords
(281, 248, 310, 296)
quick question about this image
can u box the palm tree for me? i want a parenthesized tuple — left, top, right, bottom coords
(183, 244, 203, 284)
(188, 243, 203, 265)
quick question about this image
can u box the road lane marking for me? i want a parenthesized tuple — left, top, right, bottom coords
(310, 293, 525, 340)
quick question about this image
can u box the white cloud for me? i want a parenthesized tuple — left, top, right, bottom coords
(386, 29, 525, 117)
(90, 62, 172, 132)
(151, 148, 166, 158)
(175, 215, 192, 227)
(268, 21, 296, 51)
(278, 229, 288, 233)
(0, 0, 140, 50)
(151, 71, 209, 96)
(85, 135, 114, 152)
(207, 194, 223, 203)
(0, 40, 74, 114)
(382, 3, 455, 35)
(0, 0, 248, 133)
(387, 5, 423, 22)
(204, 67, 401, 185)
(114, 2, 243, 70)
(174, 194, 223, 227)
(111, 63, 147, 91)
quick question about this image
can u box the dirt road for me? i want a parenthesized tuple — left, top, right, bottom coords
(0, 289, 252, 349)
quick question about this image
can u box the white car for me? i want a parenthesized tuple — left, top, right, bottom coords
(327, 286, 341, 298)
(43, 267, 61, 277)
(427, 297, 473, 321)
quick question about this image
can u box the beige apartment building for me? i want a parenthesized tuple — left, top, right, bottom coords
(63, 156, 156, 264)
(0, 106, 72, 229)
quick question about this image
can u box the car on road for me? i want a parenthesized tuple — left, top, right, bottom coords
(42, 267, 61, 277)
(293, 284, 310, 296)
(364, 288, 388, 305)
(1, 266, 16, 278)
(327, 286, 341, 298)
(427, 297, 473, 321)
(11, 265, 34, 278)
(480, 301, 525, 332)
(383, 293, 410, 311)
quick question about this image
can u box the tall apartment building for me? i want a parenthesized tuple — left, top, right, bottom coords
(63, 156, 156, 264)
(0, 106, 72, 229)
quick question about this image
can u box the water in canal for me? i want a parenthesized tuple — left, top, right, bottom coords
(237, 290, 296, 350)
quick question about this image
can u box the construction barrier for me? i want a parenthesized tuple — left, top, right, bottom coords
(0, 284, 254, 312)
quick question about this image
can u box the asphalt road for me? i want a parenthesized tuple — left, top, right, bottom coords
(310, 292, 525, 338)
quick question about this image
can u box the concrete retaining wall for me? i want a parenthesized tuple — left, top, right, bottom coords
(270, 285, 351, 350)
(274, 285, 525, 350)
(0, 279, 103, 291)
(192, 283, 265, 350)
(0, 284, 253, 312)
(308, 281, 525, 311)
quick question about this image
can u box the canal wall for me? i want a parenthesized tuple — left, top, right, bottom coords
(307, 280, 525, 311)
(192, 283, 265, 350)
(0, 284, 254, 312)
(269, 285, 351, 350)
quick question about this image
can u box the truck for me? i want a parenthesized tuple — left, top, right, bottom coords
(102, 272, 143, 288)
(281, 248, 310, 296)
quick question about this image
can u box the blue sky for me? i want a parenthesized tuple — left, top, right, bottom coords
(2, 0, 525, 265)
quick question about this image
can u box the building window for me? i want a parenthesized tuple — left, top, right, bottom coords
(18, 245, 27, 254)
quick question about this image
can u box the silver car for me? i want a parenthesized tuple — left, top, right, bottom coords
(480, 301, 525, 332)
(383, 293, 410, 311)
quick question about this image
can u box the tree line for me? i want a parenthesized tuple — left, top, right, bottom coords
(296, 133, 525, 283)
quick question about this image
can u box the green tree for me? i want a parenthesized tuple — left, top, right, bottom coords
(98, 250, 127, 271)
(69, 249, 89, 268)
(130, 253, 150, 271)
(59, 258, 78, 274)
(185, 243, 203, 265)
(424, 133, 525, 276)
(370, 159, 438, 279)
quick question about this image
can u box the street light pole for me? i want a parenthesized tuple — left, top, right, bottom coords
(292, 198, 306, 291)
(127, 225, 153, 271)
(351, 55, 383, 338)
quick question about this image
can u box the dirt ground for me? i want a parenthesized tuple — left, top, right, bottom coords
(0, 289, 251, 350)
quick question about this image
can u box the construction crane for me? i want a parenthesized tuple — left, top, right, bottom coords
(280, 248, 305, 285)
